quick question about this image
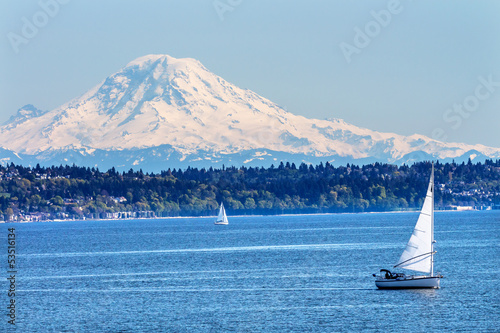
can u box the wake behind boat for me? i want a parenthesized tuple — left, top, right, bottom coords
(374, 163, 443, 289)
(214, 202, 229, 225)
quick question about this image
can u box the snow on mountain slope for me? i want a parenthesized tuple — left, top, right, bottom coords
(0, 54, 499, 169)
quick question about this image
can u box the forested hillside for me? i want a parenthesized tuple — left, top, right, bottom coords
(1, 159, 499, 221)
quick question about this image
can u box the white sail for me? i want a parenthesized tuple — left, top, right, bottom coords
(394, 165, 435, 274)
(215, 203, 228, 224)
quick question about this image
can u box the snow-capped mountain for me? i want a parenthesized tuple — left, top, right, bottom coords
(1, 54, 499, 171)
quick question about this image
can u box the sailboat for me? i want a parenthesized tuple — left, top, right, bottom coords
(214, 202, 229, 225)
(374, 163, 443, 289)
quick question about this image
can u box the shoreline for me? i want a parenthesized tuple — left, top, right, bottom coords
(2, 208, 496, 225)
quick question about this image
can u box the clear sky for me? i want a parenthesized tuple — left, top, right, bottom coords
(1, 0, 499, 147)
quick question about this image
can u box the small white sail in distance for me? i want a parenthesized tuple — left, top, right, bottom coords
(215, 202, 228, 224)
(394, 165, 435, 273)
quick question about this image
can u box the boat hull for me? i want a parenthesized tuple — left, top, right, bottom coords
(214, 221, 228, 225)
(375, 276, 441, 289)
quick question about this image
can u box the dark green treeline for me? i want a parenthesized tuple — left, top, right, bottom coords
(0, 159, 499, 219)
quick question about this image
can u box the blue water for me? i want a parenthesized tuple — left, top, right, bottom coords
(1, 211, 499, 332)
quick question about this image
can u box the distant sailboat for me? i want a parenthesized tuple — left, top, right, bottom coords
(214, 202, 229, 225)
(374, 163, 443, 289)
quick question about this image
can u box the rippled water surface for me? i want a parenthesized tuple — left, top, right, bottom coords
(1, 210, 499, 332)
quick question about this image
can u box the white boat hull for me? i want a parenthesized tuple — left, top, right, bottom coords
(214, 221, 228, 225)
(375, 276, 441, 289)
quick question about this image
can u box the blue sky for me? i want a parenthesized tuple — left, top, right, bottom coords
(1, 0, 499, 147)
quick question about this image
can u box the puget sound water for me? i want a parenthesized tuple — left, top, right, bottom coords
(1, 210, 498, 332)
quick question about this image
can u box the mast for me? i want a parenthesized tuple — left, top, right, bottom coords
(430, 162, 435, 277)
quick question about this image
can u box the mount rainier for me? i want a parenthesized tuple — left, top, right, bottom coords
(1, 54, 499, 172)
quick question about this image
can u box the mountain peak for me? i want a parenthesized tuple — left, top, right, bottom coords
(126, 54, 172, 66)
(0, 54, 499, 168)
(123, 54, 203, 72)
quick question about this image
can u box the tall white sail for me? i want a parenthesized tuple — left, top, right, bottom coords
(394, 165, 434, 274)
(216, 203, 228, 224)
